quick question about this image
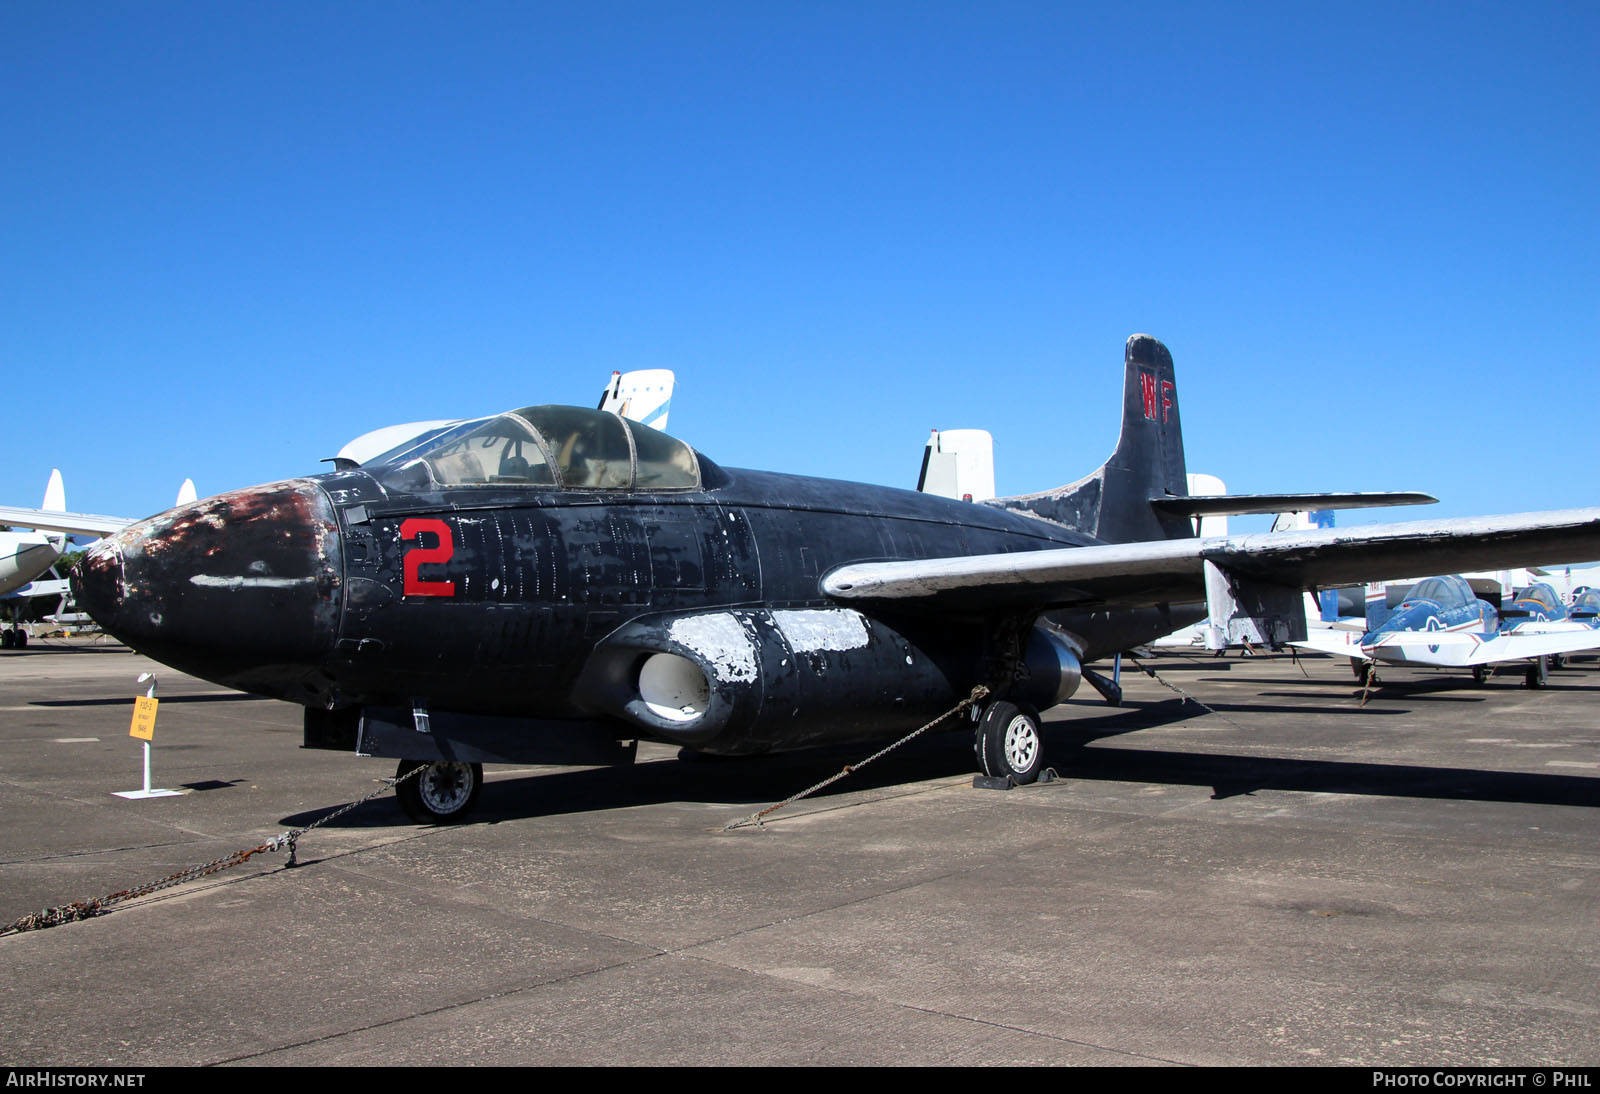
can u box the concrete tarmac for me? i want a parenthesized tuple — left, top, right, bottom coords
(1, 639, 1596, 1066)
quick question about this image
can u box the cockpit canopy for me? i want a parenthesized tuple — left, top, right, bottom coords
(371, 406, 701, 492)
(1512, 583, 1562, 611)
(1401, 576, 1473, 609)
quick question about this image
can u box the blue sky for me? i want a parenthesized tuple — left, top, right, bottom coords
(3, 2, 1596, 528)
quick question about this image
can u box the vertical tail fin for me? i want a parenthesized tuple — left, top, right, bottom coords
(598, 368, 675, 432)
(43, 468, 65, 513)
(996, 334, 1192, 543)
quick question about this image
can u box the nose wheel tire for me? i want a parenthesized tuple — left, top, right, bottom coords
(975, 701, 1045, 785)
(395, 759, 483, 824)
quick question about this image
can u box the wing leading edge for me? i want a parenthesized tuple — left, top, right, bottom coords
(821, 508, 1600, 613)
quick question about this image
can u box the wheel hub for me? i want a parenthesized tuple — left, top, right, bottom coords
(1003, 716, 1038, 772)
(418, 762, 474, 813)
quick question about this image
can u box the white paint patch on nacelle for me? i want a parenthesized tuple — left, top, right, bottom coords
(667, 612, 757, 683)
(638, 652, 710, 722)
(772, 608, 870, 653)
(190, 575, 317, 590)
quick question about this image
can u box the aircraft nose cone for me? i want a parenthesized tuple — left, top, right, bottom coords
(73, 480, 343, 700)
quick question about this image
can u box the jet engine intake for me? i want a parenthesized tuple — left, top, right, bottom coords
(636, 652, 712, 723)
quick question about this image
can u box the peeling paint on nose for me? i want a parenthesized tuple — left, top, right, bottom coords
(73, 480, 343, 701)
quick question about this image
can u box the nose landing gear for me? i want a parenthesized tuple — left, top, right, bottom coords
(394, 760, 483, 824)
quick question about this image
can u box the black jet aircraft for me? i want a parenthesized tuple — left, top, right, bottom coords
(72, 336, 1600, 822)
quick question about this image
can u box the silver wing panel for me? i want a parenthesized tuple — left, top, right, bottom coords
(822, 508, 1600, 612)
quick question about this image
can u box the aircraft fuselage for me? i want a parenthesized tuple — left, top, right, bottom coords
(73, 459, 1192, 759)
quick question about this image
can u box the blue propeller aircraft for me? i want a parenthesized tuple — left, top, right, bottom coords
(1499, 582, 1570, 632)
(1297, 574, 1600, 687)
(1569, 587, 1600, 626)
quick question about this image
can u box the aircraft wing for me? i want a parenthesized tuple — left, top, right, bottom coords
(1366, 629, 1600, 668)
(0, 505, 132, 538)
(1500, 620, 1591, 636)
(823, 508, 1600, 613)
(4, 577, 70, 600)
(1291, 630, 1368, 660)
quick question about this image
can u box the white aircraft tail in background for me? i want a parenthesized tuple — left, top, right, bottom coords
(1, 469, 68, 599)
(917, 429, 996, 502)
(597, 368, 674, 433)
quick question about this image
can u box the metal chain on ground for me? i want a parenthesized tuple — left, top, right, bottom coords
(1124, 653, 1254, 733)
(0, 763, 428, 938)
(722, 685, 990, 831)
(1358, 662, 1377, 707)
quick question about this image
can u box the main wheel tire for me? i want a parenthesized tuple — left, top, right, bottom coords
(1471, 664, 1491, 686)
(394, 759, 483, 824)
(15, 630, 26, 649)
(0, 631, 13, 650)
(974, 701, 1045, 785)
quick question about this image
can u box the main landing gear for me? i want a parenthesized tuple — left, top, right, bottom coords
(1524, 656, 1549, 689)
(973, 700, 1045, 786)
(394, 759, 483, 824)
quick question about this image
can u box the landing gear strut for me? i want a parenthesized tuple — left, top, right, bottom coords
(1524, 656, 1549, 689)
(2, 603, 28, 649)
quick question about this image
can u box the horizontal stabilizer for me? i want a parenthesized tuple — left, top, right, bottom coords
(1152, 492, 1437, 518)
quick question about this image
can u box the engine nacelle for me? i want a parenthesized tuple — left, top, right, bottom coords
(574, 606, 968, 754)
(1007, 623, 1084, 711)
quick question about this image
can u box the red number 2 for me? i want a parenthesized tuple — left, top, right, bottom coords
(401, 518, 457, 598)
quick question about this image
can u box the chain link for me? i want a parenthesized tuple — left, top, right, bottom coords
(722, 685, 990, 830)
(0, 762, 429, 938)
(1124, 653, 1255, 733)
